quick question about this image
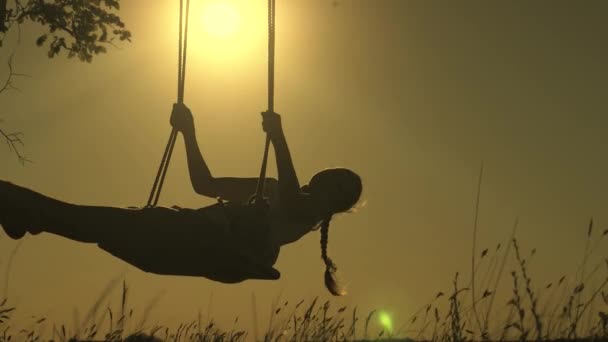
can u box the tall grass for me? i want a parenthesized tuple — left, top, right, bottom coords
(0, 225, 606, 341)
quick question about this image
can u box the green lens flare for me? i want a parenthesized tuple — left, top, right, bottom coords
(379, 311, 393, 332)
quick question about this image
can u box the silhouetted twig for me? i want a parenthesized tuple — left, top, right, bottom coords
(0, 123, 29, 163)
(1, 54, 30, 163)
(2, 241, 22, 300)
(471, 162, 485, 337)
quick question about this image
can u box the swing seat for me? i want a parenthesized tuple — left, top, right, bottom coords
(97, 201, 281, 283)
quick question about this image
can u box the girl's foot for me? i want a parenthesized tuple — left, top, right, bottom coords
(0, 216, 26, 239)
(0, 180, 29, 239)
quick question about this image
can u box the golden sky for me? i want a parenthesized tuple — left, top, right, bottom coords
(1, 0, 607, 338)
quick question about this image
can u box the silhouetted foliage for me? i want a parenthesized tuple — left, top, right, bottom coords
(1, 1, 131, 161)
(1, 0, 131, 62)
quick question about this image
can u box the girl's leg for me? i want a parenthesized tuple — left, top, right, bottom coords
(0, 180, 178, 244)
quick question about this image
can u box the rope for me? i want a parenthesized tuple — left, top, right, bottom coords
(147, 0, 190, 207)
(253, 0, 276, 204)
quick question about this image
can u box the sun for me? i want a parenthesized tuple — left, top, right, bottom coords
(201, 1, 241, 39)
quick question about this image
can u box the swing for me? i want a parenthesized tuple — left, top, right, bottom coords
(0, 0, 290, 285)
(135, 0, 280, 283)
(147, 0, 276, 208)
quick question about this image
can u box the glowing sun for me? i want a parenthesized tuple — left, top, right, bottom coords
(201, 2, 241, 38)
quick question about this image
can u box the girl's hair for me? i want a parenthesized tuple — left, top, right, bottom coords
(320, 215, 346, 296)
(313, 167, 362, 296)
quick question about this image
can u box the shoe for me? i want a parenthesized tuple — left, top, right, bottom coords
(0, 180, 29, 239)
(0, 217, 26, 239)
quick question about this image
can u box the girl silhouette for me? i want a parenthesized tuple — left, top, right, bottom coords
(0, 104, 362, 295)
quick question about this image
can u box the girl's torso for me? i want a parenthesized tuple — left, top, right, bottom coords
(265, 185, 319, 246)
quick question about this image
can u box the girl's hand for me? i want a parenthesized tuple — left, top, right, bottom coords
(261, 111, 283, 138)
(170, 103, 195, 136)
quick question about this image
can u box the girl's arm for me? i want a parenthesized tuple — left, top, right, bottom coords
(171, 103, 215, 196)
(262, 111, 303, 211)
(181, 130, 215, 195)
(172, 104, 279, 203)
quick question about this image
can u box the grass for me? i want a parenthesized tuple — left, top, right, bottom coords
(0, 224, 606, 342)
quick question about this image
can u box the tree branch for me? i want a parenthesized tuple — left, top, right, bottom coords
(0, 54, 28, 93)
(0, 123, 29, 164)
(1, 54, 30, 164)
(0, 0, 7, 33)
(1, 0, 31, 44)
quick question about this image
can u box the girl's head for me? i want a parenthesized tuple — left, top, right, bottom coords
(308, 168, 362, 296)
(308, 168, 362, 216)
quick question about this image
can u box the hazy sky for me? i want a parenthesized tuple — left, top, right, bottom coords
(1, 0, 607, 338)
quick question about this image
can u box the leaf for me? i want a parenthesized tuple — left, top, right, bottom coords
(36, 34, 48, 46)
(0, 307, 15, 314)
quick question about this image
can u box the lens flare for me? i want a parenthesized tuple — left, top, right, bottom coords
(379, 311, 393, 333)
